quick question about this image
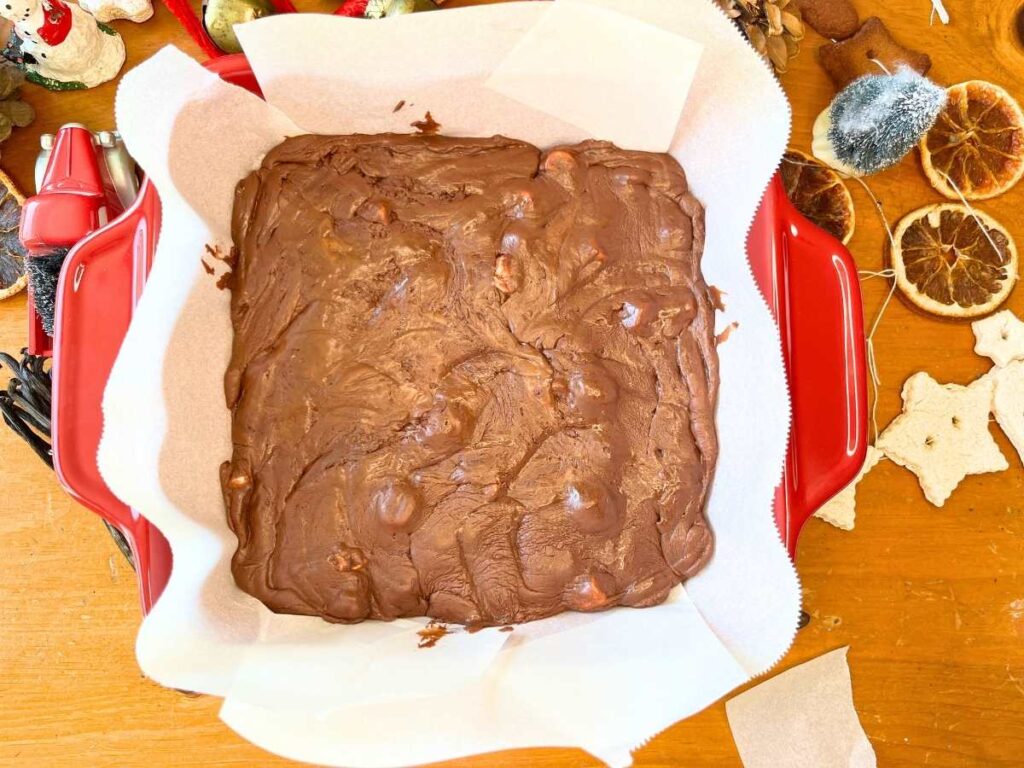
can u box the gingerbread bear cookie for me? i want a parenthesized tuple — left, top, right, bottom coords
(796, 0, 859, 40)
(819, 17, 931, 89)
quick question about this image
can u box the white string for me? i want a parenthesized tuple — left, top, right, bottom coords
(930, 0, 950, 25)
(781, 155, 823, 171)
(848, 175, 899, 442)
(866, 283, 898, 437)
(937, 171, 1007, 259)
(869, 58, 891, 75)
(853, 172, 1005, 439)
(848, 176, 897, 251)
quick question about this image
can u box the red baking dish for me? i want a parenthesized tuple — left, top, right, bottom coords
(49, 54, 868, 613)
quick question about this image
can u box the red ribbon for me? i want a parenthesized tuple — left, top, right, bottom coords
(335, 0, 369, 15)
(159, 0, 222, 58)
(160, 0, 368, 59)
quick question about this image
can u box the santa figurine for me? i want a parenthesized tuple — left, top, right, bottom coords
(1, 0, 125, 90)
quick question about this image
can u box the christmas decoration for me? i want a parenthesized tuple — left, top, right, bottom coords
(25, 247, 66, 334)
(717, 0, 804, 74)
(921, 81, 1024, 201)
(813, 446, 882, 530)
(818, 17, 931, 90)
(991, 361, 1024, 465)
(877, 372, 1007, 507)
(335, 0, 369, 14)
(0, 64, 34, 147)
(780, 149, 855, 244)
(1, 0, 125, 90)
(364, 0, 437, 18)
(167, 0, 436, 55)
(794, 0, 858, 40)
(890, 203, 1017, 319)
(78, 0, 153, 24)
(0, 169, 26, 300)
(811, 68, 946, 177)
(203, 0, 277, 54)
(973, 310, 1024, 369)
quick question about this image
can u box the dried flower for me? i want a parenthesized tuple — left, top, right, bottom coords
(0, 63, 34, 144)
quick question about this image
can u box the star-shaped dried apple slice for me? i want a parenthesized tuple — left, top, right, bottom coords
(814, 445, 884, 530)
(877, 372, 1008, 506)
(991, 359, 1024, 465)
(973, 309, 1024, 368)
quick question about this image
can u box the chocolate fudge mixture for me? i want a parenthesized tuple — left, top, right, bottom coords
(224, 134, 718, 626)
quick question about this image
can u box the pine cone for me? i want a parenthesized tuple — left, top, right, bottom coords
(717, 0, 804, 74)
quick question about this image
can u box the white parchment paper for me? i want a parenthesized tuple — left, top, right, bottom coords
(726, 647, 878, 768)
(99, 2, 797, 766)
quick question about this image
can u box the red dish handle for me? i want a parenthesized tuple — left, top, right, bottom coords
(749, 176, 869, 557)
(49, 58, 263, 614)
(51, 179, 172, 612)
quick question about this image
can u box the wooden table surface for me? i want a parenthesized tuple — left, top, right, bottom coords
(2, 0, 1024, 765)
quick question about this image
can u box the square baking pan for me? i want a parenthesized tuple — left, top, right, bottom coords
(46, 54, 868, 613)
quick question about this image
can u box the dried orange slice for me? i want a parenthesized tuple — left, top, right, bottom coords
(0, 169, 26, 301)
(920, 81, 1024, 200)
(780, 149, 855, 244)
(892, 203, 1017, 319)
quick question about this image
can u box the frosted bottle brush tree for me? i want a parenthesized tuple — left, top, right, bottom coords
(717, 0, 805, 74)
(813, 69, 948, 177)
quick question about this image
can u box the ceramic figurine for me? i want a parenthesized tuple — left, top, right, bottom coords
(1, 0, 125, 90)
(78, 0, 153, 24)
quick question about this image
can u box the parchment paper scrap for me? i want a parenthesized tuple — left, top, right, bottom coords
(726, 647, 877, 768)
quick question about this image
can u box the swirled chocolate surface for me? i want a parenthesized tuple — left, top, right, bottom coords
(224, 134, 718, 626)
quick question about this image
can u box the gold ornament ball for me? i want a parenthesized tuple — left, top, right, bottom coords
(204, 0, 276, 54)
(365, 0, 437, 18)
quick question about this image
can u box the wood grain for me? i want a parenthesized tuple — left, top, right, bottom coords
(2, 1, 1024, 766)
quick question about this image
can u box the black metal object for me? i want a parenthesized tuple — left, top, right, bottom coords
(102, 519, 135, 566)
(0, 348, 134, 567)
(0, 349, 51, 464)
